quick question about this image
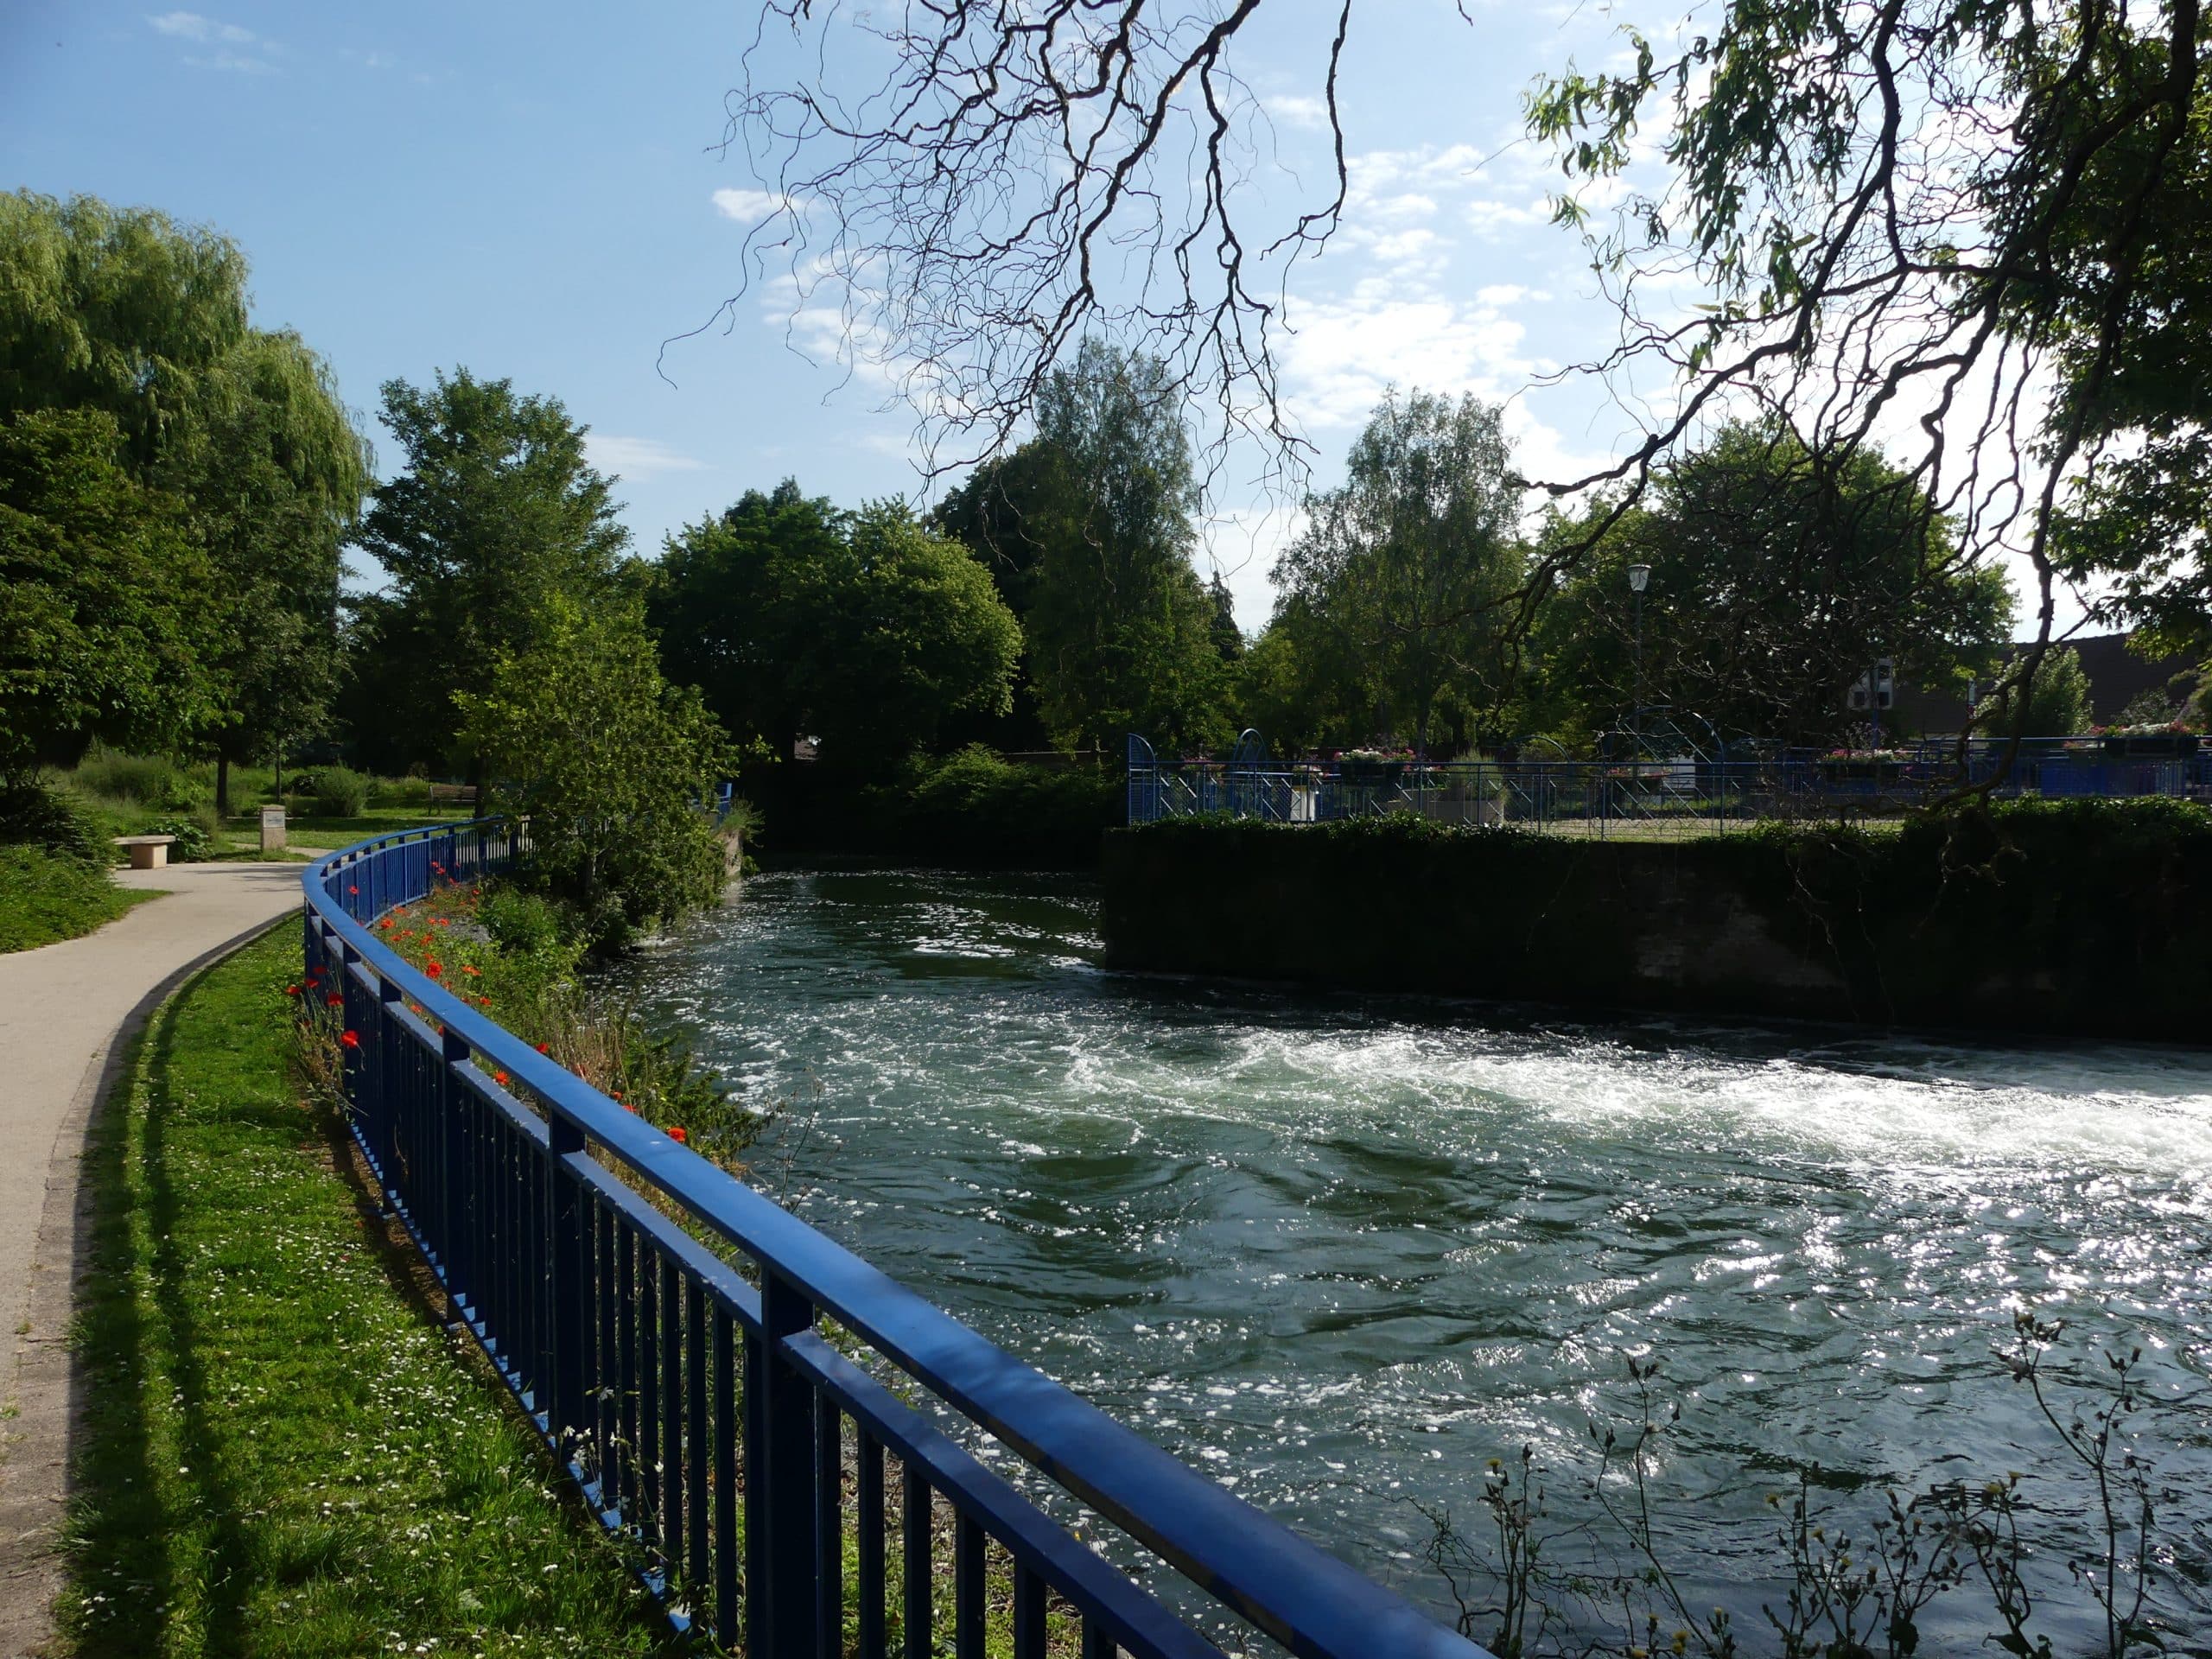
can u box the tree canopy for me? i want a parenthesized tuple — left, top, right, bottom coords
(1526, 425, 2013, 746)
(348, 370, 626, 776)
(1270, 391, 1524, 754)
(650, 483, 1021, 765)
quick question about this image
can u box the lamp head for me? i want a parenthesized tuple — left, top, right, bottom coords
(1627, 563, 1651, 594)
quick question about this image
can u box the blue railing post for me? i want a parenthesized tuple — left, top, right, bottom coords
(440, 1024, 474, 1313)
(546, 1109, 590, 1475)
(755, 1274, 823, 1658)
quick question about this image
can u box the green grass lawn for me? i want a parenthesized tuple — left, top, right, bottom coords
(0, 846, 160, 952)
(59, 930, 679, 1658)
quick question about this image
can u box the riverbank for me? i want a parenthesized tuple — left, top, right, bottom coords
(1098, 800, 2212, 1041)
(48, 931, 673, 1656)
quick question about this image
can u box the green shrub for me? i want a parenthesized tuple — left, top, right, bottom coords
(71, 747, 199, 810)
(143, 814, 215, 863)
(309, 766, 370, 817)
(371, 772, 431, 809)
(0, 844, 140, 951)
(0, 780, 107, 864)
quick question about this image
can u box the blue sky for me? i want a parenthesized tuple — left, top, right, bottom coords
(4, 0, 2055, 633)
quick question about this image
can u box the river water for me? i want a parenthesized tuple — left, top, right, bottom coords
(621, 868, 2212, 1651)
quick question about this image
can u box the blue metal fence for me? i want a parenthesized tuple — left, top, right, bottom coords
(302, 820, 1488, 1659)
(1125, 738, 2212, 830)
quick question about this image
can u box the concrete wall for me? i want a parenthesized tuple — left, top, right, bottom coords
(1098, 808, 2212, 1040)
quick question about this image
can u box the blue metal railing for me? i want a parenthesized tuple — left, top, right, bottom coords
(1125, 739, 2212, 829)
(302, 820, 1488, 1659)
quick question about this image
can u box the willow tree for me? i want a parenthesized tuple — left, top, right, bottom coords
(0, 191, 367, 796)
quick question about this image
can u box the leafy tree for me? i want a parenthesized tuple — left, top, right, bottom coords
(191, 330, 370, 811)
(651, 484, 1020, 765)
(352, 370, 627, 776)
(0, 409, 207, 779)
(1023, 340, 1225, 753)
(462, 592, 738, 945)
(1272, 391, 1524, 754)
(1527, 425, 2013, 747)
(931, 447, 1073, 749)
(0, 191, 249, 474)
(1983, 645, 2095, 739)
(650, 480, 843, 765)
(2, 192, 368, 793)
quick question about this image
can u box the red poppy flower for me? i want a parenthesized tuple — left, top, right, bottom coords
(623, 1103, 638, 1115)
(325, 994, 343, 1007)
(461, 964, 480, 976)
(534, 1042, 550, 1055)
(667, 1126, 688, 1144)
(283, 985, 300, 997)
(477, 995, 492, 1007)
(347, 885, 359, 895)
(424, 961, 443, 979)
(340, 1030, 360, 1049)
(493, 1070, 510, 1086)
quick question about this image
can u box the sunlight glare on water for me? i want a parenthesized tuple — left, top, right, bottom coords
(619, 868, 2212, 1646)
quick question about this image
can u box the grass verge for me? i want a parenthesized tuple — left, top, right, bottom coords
(58, 929, 677, 1658)
(0, 846, 159, 952)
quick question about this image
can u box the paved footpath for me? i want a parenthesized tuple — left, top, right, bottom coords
(0, 860, 312, 1657)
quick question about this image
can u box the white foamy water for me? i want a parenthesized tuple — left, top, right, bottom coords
(619, 868, 2212, 1650)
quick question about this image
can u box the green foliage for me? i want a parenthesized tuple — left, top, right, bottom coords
(308, 763, 370, 817)
(1525, 423, 2012, 746)
(65, 746, 198, 808)
(1269, 390, 1525, 753)
(0, 408, 208, 777)
(0, 190, 250, 473)
(188, 328, 369, 792)
(1983, 644, 2095, 737)
(0, 193, 368, 788)
(651, 483, 1020, 765)
(1022, 340, 1228, 753)
(347, 369, 628, 775)
(0, 842, 149, 952)
(0, 778, 108, 864)
(887, 745, 1121, 865)
(144, 812, 216, 863)
(463, 592, 737, 945)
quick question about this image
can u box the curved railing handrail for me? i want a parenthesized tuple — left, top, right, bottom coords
(302, 821, 1488, 1659)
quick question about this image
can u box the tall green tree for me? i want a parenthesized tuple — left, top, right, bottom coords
(0, 409, 208, 779)
(1527, 425, 2013, 747)
(2, 191, 368, 788)
(1272, 391, 1524, 754)
(0, 191, 249, 474)
(650, 484, 1020, 765)
(1023, 340, 1225, 753)
(462, 591, 736, 945)
(350, 370, 627, 776)
(192, 331, 371, 811)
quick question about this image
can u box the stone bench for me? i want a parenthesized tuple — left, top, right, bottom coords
(112, 834, 177, 871)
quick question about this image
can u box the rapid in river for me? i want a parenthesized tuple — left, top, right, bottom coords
(616, 867, 2212, 1651)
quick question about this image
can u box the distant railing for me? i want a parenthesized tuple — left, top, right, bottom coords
(302, 821, 1486, 1659)
(1125, 734, 2211, 831)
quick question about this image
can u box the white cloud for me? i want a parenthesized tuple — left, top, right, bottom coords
(1477, 283, 1548, 306)
(584, 435, 709, 479)
(1465, 197, 1549, 237)
(1281, 294, 1536, 429)
(712, 188, 803, 223)
(1262, 94, 1332, 131)
(148, 10, 254, 42)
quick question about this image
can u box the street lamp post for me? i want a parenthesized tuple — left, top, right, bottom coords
(1627, 563, 1651, 745)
